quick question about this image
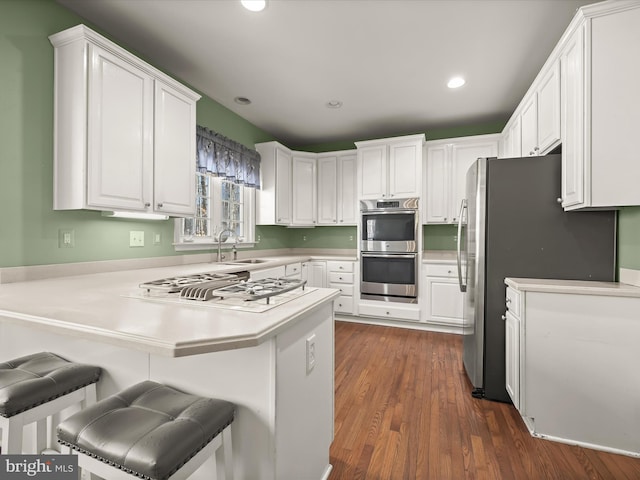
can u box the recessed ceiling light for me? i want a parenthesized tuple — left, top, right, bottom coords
(447, 76, 466, 89)
(234, 96, 252, 105)
(241, 0, 266, 12)
(326, 100, 343, 109)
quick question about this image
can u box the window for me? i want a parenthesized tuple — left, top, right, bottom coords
(175, 172, 255, 249)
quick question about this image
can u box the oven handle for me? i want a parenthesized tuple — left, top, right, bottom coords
(361, 253, 417, 259)
(457, 199, 467, 293)
(361, 209, 418, 215)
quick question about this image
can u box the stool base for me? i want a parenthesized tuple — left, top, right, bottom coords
(0, 384, 96, 454)
(63, 424, 233, 480)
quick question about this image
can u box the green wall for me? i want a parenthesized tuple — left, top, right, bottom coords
(2, 0, 639, 270)
(619, 207, 640, 270)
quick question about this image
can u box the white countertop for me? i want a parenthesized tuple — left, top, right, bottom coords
(0, 257, 340, 357)
(505, 277, 640, 298)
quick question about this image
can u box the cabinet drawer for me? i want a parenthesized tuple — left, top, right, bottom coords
(333, 295, 353, 314)
(329, 272, 354, 284)
(327, 261, 354, 273)
(424, 263, 458, 278)
(506, 287, 521, 317)
(329, 283, 354, 296)
(358, 303, 421, 322)
(285, 262, 302, 277)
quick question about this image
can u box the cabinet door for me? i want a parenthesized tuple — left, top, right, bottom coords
(359, 145, 387, 199)
(292, 156, 317, 225)
(560, 24, 585, 208)
(424, 276, 464, 326)
(537, 62, 561, 154)
(153, 80, 197, 216)
(275, 147, 292, 225)
(87, 44, 153, 210)
(505, 311, 521, 410)
(317, 156, 337, 225)
(520, 94, 539, 156)
(303, 261, 327, 288)
(389, 140, 421, 198)
(424, 144, 451, 223)
(509, 116, 522, 158)
(337, 154, 357, 225)
(451, 140, 497, 223)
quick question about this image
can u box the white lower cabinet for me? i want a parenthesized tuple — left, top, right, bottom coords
(504, 278, 640, 457)
(504, 310, 521, 410)
(327, 261, 356, 315)
(357, 302, 420, 322)
(302, 261, 327, 288)
(421, 262, 464, 329)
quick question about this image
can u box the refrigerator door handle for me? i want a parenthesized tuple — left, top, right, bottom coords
(457, 199, 467, 293)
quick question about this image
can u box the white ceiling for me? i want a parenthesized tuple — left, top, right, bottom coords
(56, 0, 598, 148)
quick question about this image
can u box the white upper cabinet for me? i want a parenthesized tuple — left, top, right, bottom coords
(536, 62, 561, 154)
(317, 151, 357, 225)
(153, 80, 198, 216)
(337, 153, 357, 225)
(49, 25, 200, 217)
(356, 134, 424, 200)
(559, 2, 640, 210)
(317, 155, 338, 225)
(424, 134, 499, 224)
(291, 153, 317, 226)
(507, 60, 561, 158)
(256, 142, 292, 225)
(258, 144, 356, 227)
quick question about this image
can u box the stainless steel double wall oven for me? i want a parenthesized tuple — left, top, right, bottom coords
(360, 198, 419, 303)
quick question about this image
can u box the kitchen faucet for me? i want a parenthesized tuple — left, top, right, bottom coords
(216, 228, 234, 263)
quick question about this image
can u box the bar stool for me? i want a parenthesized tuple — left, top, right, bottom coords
(0, 352, 101, 454)
(57, 380, 236, 480)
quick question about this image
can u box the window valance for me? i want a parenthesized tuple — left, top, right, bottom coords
(196, 126, 261, 188)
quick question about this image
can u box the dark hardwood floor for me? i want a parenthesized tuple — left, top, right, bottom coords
(329, 321, 640, 480)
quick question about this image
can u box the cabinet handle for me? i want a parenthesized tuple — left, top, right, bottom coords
(501, 315, 507, 321)
(144, 202, 150, 207)
(157, 203, 163, 208)
(386, 311, 390, 315)
(340, 219, 343, 223)
(506, 298, 512, 304)
(444, 217, 448, 222)
(556, 198, 563, 204)
(529, 151, 535, 156)
(448, 270, 452, 274)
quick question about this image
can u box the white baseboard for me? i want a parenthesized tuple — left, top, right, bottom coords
(619, 268, 640, 287)
(335, 314, 463, 335)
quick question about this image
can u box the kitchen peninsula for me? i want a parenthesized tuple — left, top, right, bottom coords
(0, 258, 340, 480)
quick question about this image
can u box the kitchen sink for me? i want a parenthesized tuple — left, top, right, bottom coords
(224, 259, 269, 265)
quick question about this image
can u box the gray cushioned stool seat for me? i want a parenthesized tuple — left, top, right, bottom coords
(57, 380, 236, 480)
(0, 352, 102, 417)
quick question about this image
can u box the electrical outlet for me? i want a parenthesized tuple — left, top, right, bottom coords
(153, 232, 162, 245)
(302, 235, 307, 241)
(129, 231, 144, 247)
(349, 235, 353, 242)
(306, 334, 316, 374)
(58, 229, 75, 248)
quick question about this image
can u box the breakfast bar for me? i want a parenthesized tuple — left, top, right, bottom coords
(0, 260, 340, 480)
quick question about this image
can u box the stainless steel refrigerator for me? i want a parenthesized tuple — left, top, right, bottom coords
(457, 155, 616, 402)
